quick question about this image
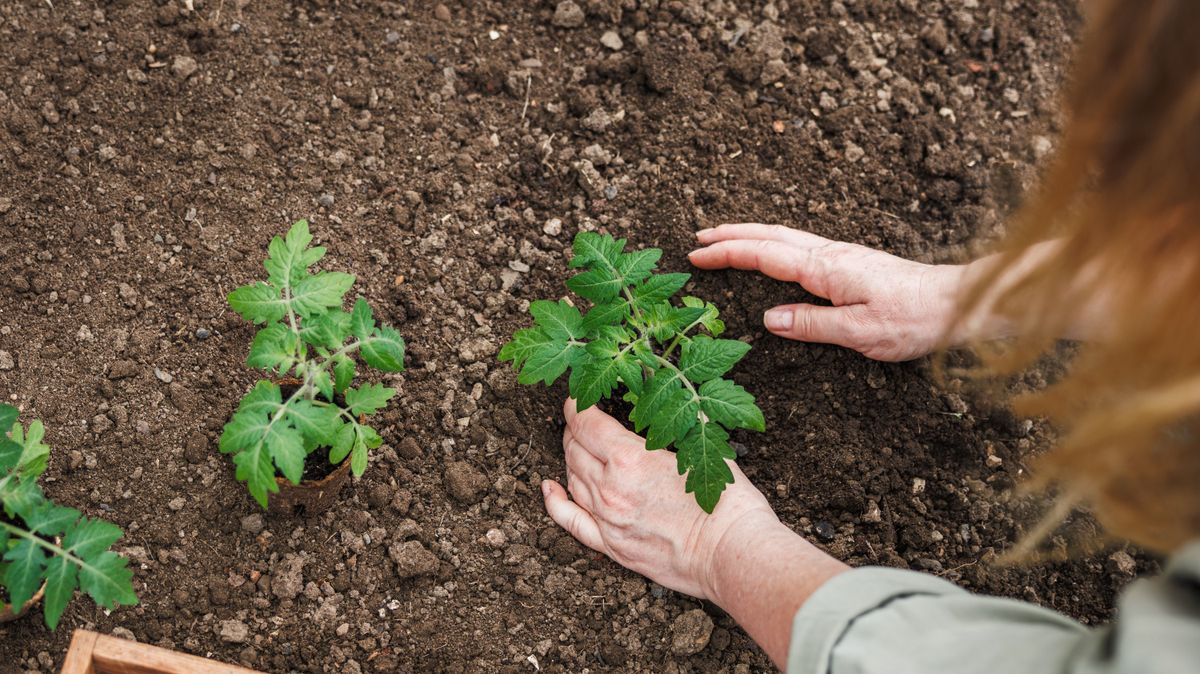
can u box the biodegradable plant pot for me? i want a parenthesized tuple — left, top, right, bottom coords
(268, 456, 352, 518)
(263, 378, 360, 518)
(0, 582, 45, 623)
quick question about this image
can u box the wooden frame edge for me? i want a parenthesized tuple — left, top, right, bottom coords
(60, 630, 264, 674)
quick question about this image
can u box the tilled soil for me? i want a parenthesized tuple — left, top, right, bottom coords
(0, 1, 1153, 672)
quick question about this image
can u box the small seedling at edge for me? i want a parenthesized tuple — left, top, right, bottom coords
(223, 220, 406, 508)
(500, 231, 765, 512)
(0, 405, 138, 629)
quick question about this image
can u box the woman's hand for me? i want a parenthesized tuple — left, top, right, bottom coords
(688, 224, 967, 362)
(541, 399, 780, 601)
(542, 399, 848, 667)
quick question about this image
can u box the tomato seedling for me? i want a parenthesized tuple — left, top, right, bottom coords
(0, 405, 137, 629)
(223, 220, 406, 508)
(500, 232, 764, 512)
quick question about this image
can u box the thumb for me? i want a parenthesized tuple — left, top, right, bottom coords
(541, 480, 605, 553)
(763, 303, 863, 347)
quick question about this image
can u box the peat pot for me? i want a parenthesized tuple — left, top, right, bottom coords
(0, 582, 45, 623)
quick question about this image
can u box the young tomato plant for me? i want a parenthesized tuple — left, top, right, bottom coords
(0, 405, 138, 629)
(222, 220, 406, 509)
(499, 232, 764, 512)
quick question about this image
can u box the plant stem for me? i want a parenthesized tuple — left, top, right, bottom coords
(652, 353, 700, 402)
(0, 520, 90, 577)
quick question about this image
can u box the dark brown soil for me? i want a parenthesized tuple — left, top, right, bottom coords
(0, 1, 1154, 672)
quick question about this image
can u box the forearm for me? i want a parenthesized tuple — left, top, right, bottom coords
(948, 239, 1106, 345)
(704, 511, 849, 669)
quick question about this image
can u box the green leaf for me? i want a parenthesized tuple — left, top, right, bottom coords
(344, 383, 396, 416)
(630, 368, 685, 433)
(645, 388, 699, 450)
(76, 551, 136, 614)
(568, 355, 623, 411)
(569, 231, 625, 270)
(0, 404, 17, 433)
(299, 310, 351, 350)
(264, 220, 319, 287)
(529, 299, 585, 341)
(350, 297, 376, 339)
(676, 423, 736, 513)
(63, 518, 124, 560)
(333, 355, 355, 393)
(2, 538, 46, 610)
(351, 425, 381, 477)
(286, 400, 342, 447)
(641, 304, 707, 342)
(291, 272, 356, 317)
(311, 368, 334, 403)
(499, 327, 554, 369)
(0, 439, 20, 473)
(11, 419, 51, 479)
(360, 327, 406, 372)
(231, 438, 276, 506)
(615, 248, 661, 286)
(22, 502, 80, 537)
(679, 336, 752, 383)
(330, 423, 355, 466)
(566, 268, 623, 303)
(698, 379, 765, 432)
(581, 300, 629, 334)
(518, 341, 584, 386)
(682, 296, 725, 336)
(228, 283, 288, 324)
(632, 273, 690, 310)
(247, 323, 300, 371)
(41, 556, 77, 630)
(265, 422, 306, 485)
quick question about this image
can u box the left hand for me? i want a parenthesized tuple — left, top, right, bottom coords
(540, 399, 781, 601)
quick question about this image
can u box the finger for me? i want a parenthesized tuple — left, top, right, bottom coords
(566, 469, 595, 510)
(763, 303, 865, 348)
(565, 433, 604, 483)
(687, 240, 836, 297)
(696, 223, 834, 248)
(541, 480, 605, 552)
(564, 398, 644, 463)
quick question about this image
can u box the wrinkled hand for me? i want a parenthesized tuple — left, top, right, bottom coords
(689, 224, 965, 362)
(541, 399, 780, 601)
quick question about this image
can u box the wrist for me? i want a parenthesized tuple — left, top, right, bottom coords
(700, 508, 790, 607)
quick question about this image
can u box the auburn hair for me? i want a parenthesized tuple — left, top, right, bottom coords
(953, 0, 1200, 554)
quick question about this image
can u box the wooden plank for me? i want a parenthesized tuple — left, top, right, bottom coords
(60, 630, 263, 674)
(91, 634, 263, 674)
(59, 630, 99, 674)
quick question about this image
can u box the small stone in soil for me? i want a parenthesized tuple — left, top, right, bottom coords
(241, 513, 264, 534)
(195, 328, 211, 340)
(219, 620, 249, 644)
(389, 540, 440, 579)
(317, 193, 335, 208)
(670, 609, 714, 656)
(0, 350, 13, 370)
(551, 1, 584, 28)
(814, 521, 836, 541)
(444, 461, 488, 504)
(172, 55, 199, 79)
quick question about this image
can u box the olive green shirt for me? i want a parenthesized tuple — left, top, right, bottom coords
(788, 541, 1200, 674)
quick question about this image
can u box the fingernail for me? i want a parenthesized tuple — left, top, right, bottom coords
(765, 309, 792, 331)
(540, 480, 552, 497)
(686, 248, 700, 258)
(695, 228, 713, 238)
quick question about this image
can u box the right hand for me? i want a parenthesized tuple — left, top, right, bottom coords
(688, 223, 966, 362)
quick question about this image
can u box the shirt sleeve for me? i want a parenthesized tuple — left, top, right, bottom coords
(787, 542, 1200, 674)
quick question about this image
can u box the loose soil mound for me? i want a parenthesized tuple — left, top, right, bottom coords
(0, 1, 1149, 672)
